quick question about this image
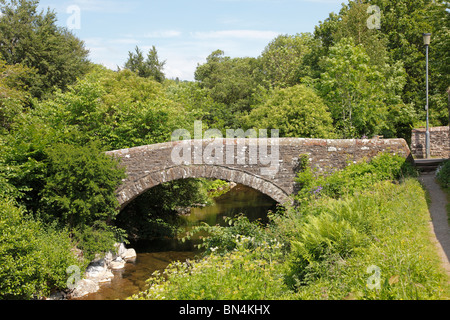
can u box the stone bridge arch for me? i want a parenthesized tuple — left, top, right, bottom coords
(115, 164, 290, 210)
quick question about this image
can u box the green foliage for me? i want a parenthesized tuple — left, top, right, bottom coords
(164, 81, 231, 130)
(195, 50, 261, 125)
(124, 46, 166, 83)
(0, 198, 81, 299)
(39, 141, 126, 228)
(318, 37, 404, 138)
(436, 160, 450, 188)
(313, 0, 449, 130)
(130, 238, 287, 300)
(183, 215, 275, 256)
(0, 0, 90, 98)
(246, 84, 335, 138)
(283, 179, 449, 299)
(294, 152, 417, 202)
(71, 222, 119, 263)
(0, 59, 32, 132)
(259, 33, 315, 88)
(35, 66, 199, 150)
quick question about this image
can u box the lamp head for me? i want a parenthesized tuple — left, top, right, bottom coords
(423, 33, 432, 46)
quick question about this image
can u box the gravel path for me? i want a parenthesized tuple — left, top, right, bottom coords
(418, 173, 450, 280)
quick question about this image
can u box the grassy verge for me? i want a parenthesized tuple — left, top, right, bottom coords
(129, 154, 450, 300)
(436, 160, 450, 225)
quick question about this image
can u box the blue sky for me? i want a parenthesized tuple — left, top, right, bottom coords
(38, 0, 346, 81)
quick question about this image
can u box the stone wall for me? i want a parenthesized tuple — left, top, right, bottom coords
(107, 138, 411, 207)
(411, 126, 450, 159)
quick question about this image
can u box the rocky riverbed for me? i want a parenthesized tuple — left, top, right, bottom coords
(48, 243, 137, 300)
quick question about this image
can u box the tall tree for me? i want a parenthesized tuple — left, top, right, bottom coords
(195, 50, 261, 125)
(246, 84, 335, 139)
(368, 0, 447, 124)
(124, 46, 166, 83)
(314, 0, 449, 128)
(0, 59, 32, 130)
(0, 0, 90, 98)
(318, 38, 397, 138)
(259, 33, 316, 88)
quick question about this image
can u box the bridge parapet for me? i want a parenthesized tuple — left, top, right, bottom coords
(106, 138, 411, 209)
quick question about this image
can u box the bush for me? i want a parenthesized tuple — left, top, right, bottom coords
(436, 160, 450, 188)
(71, 222, 119, 263)
(0, 198, 81, 300)
(130, 238, 287, 300)
(294, 152, 417, 202)
(39, 140, 126, 228)
(184, 214, 276, 256)
(245, 84, 335, 139)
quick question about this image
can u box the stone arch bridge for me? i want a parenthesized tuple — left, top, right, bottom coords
(106, 138, 411, 210)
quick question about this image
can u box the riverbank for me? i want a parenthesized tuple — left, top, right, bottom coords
(47, 243, 136, 300)
(66, 184, 276, 300)
(130, 154, 450, 300)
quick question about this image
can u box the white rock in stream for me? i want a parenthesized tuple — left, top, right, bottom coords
(69, 243, 136, 299)
(71, 279, 100, 299)
(110, 256, 126, 270)
(122, 248, 137, 261)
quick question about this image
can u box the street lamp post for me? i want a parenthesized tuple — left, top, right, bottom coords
(423, 33, 431, 159)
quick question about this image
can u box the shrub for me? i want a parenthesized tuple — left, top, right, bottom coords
(39, 140, 126, 228)
(245, 84, 335, 139)
(0, 198, 81, 300)
(130, 238, 287, 300)
(436, 160, 450, 188)
(294, 152, 417, 202)
(71, 222, 118, 263)
(183, 214, 276, 256)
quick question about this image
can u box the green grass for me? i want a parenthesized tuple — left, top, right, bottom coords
(281, 179, 449, 300)
(436, 160, 450, 225)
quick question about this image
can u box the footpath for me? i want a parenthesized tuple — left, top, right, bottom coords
(419, 172, 450, 281)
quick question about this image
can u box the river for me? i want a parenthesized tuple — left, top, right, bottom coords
(75, 184, 277, 300)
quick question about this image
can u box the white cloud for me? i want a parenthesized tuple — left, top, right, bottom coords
(190, 30, 280, 40)
(71, 0, 137, 13)
(143, 30, 182, 38)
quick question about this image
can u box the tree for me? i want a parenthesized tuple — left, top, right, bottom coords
(124, 46, 166, 83)
(313, 0, 450, 129)
(0, 59, 32, 131)
(35, 66, 198, 150)
(195, 50, 261, 125)
(368, 0, 447, 123)
(428, 0, 450, 125)
(0, 0, 90, 98)
(259, 33, 316, 88)
(318, 38, 392, 138)
(331, 1, 390, 67)
(245, 84, 335, 139)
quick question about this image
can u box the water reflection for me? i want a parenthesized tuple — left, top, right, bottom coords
(77, 184, 277, 300)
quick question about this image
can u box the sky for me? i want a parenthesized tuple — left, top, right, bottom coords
(37, 0, 346, 81)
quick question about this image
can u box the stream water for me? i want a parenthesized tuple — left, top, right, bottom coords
(76, 184, 277, 300)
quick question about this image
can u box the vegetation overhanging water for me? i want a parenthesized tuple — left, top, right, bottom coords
(75, 184, 277, 300)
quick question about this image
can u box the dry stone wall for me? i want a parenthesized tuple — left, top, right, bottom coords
(411, 126, 450, 159)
